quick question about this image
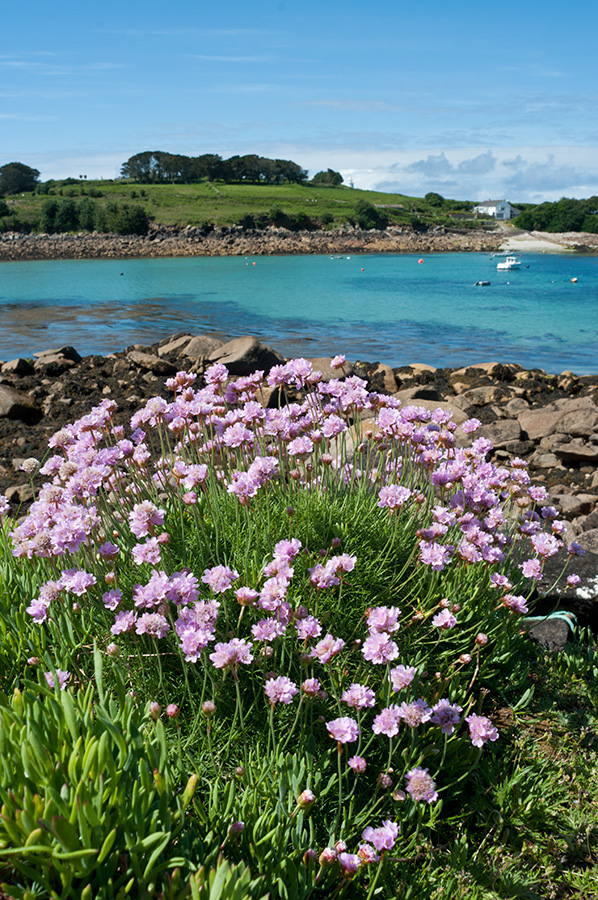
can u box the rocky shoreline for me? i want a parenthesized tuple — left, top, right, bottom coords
(0, 225, 506, 261)
(1, 333, 597, 634)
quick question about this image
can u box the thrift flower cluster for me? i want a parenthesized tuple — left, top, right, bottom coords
(6, 356, 580, 859)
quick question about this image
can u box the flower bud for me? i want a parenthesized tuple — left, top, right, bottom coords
(331, 537, 341, 548)
(319, 847, 337, 867)
(234, 766, 245, 779)
(475, 633, 488, 646)
(227, 821, 244, 840)
(27, 656, 40, 666)
(106, 642, 120, 658)
(149, 701, 161, 720)
(202, 700, 216, 717)
(335, 840, 348, 853)
(459, 654, 472, 665)
(165, 703, 180, 719)
(297, 789, 315, 809)
(304, 848, 318, 865)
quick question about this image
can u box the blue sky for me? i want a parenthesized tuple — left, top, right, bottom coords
(2, 0, 597, 202)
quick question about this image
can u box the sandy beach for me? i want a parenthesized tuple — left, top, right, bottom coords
(500, 229, 598, 253)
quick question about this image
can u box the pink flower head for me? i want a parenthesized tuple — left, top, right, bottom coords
(45, 669, 70, 690)
(264, 676, 299, 705)
(377, 485, 412, 511)
(502, 593, 529, 614)
(135, 612, 170, 639)
(405, 767, 438, 803)
(567, 574, 581, 587)
(432, 608, 457, 630)
(520, 558, 542, 579)
(341, 683, 376, 709)
(330, 354, 346, 369)
(465, 713, 499, 748)
(362, 632, 399, 664)
(209, 638, 254, 670)
(296, 615, 322, 640)
(326, 716, 360, 744)
(202, 565, 239, 594)
(372, 705, 401, 738)
(338, 853, 360, 878)
(430, 699, 463, 735)
(366, 605, 401, 635)
(389, 664, 416, 691)
(302, 678, 321, 696)
(348, 755, 367, 773)
(397, 699, 432, 728)
(310, 633, 345, 664)
(362, 819, 400, 852)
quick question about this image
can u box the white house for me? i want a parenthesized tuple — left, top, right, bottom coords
(473, 199, 519, 220)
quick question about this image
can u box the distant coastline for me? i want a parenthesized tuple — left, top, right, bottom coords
(1, 225, 596, 263)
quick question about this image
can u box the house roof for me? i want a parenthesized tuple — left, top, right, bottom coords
(476, 199, 509, 206)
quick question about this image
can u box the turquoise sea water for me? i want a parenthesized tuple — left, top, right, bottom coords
(0, 252, 596, 372)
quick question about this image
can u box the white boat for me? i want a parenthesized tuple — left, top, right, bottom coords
(497, 255, 521, 270)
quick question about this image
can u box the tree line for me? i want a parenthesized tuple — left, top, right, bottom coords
(515, 197, 598, 233)
(120, 152, 311, 185)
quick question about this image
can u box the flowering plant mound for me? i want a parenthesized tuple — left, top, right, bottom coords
(0, 356, 580, 894)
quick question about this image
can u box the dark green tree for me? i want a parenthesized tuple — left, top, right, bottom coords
(311, 168, 343, 186)
(0, 162, 40, 195)
(424, 192, 444, 207)
(355, 199, 387, 230)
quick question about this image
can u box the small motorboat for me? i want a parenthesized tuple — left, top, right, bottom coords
(497, 256, 522, 270)
(475, 280, 491, 286)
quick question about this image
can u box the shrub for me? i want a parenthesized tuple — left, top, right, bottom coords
(0, 358, 580, 895)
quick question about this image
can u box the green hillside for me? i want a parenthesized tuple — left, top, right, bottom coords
(0, 179, 488, 235)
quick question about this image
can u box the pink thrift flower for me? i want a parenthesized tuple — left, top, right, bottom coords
(389, 664, 416, 691)
(209, 638, 253, 670)
(567, 574, 581, 587)
(405, 767, 438, 803)
(264, 676, 299, 705)
(397, 699, 432, 727)
(135, 613, 170, 639)
(45, 669, 70, 690)
(430, 699, 463, 735)
(362, 632, 399, 664)
(465, 713, 499, 748)
(348, 755, 367, 773)
(326, 716, 360, 743)
(102, 589, 122, 611)
(372, 705, 401, 738)
(310, 633, 345, 664)
(341, 683, 376, 709)
(366, 605, 401, 634)
(362, 819, 400, 852)
(296, 615, 322, 640)
(302, 678, 321, 696)
(432, 608, 457, 630)
(202, 565, 239, 594)
(111, 610, 137, 634)
(502, 593, 529, 614)
(520, 558, 542, 579)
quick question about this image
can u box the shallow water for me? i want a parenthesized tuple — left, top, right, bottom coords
(0, 252, 596, 372)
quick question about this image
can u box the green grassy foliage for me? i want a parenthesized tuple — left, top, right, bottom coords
(1, 180, 478, 233)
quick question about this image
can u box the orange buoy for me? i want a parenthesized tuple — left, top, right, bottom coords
(418, 258, 424, 264)
(361, 267, 365, 271)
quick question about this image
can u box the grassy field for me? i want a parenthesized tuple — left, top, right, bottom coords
(2, 179, 489, 232)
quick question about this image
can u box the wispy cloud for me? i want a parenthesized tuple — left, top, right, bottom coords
(190, 55, 271, 63)
(300, 99, 404, 112)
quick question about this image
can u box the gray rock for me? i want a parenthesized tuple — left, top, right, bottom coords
(157, 334, 194, 357)
(452, 385, 504, 409)
(127, 351, 178, 376)
(526, 617, 571, 652)
(529, 451, 560, 469)
(555, 493, 597, 519)
(552, 440, 598, 464)
(207, 335, 285, 376)
(479, 418, 521, 448)
(577, 529, 598, 553)
(183, 335, 227, 359)
(519, 398, 598, 441)
(581, 508, 598, 532)
(518, 408, 566, 441)
(34, 345, 81, 363)
(0, 385, 43, 423)
(307, 358, 357, 382)
(366, 362, 397, 394)
(33, 355, 77, 376)
(504, 397, 530, 416)
(2, 358, 34, 376)
(394, 385, 442, 403)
